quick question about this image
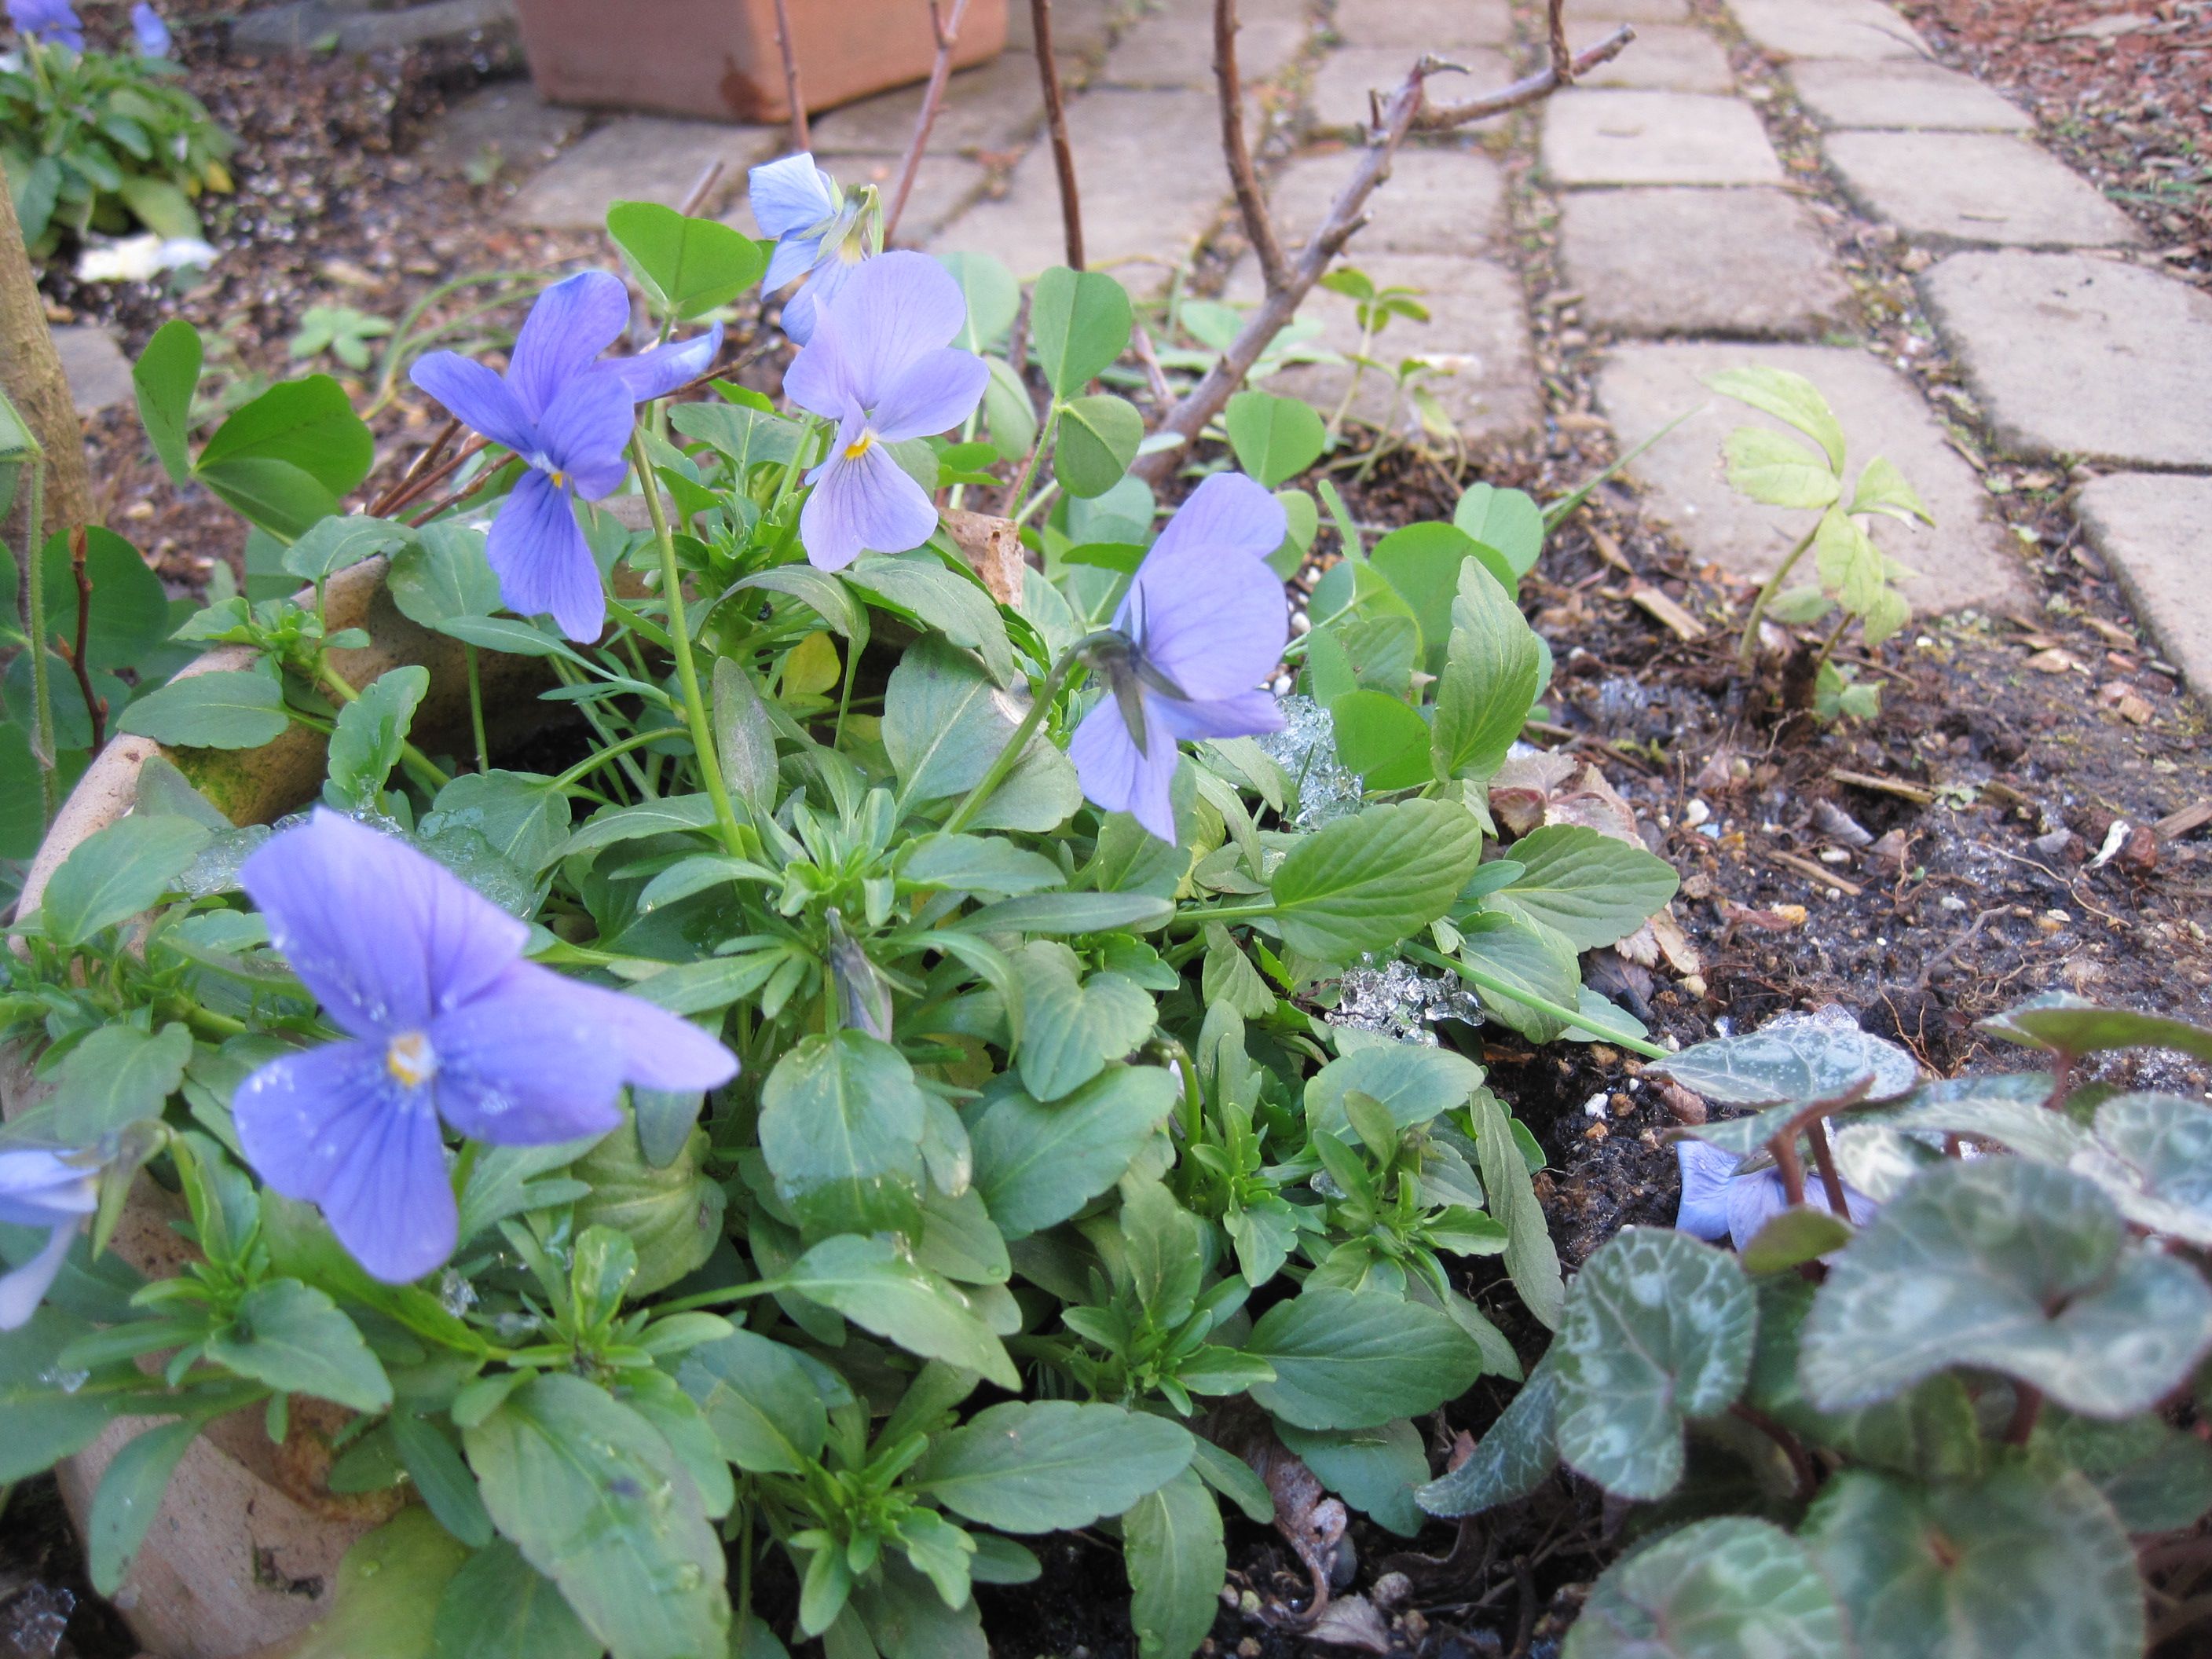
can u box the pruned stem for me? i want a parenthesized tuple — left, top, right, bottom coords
(771, 0, 810, 152)
(369, 416, 460, 517)
(1030, 0, 1085, 269)
(886, 0, 975, 242)
(1215, 0, 1287, 294)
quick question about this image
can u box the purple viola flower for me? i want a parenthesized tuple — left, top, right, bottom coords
(1068, 473, 1289, 844)
(1675, 1138, 1876, 1252)
(0, 1147, 98, 1330)
(750, 152, 877, 346)
(232, 811, 738, 1284)
(130, 2, 170, 56)
(784, 250, 987, 571)
(7, 0, 83, 50)
(411, 270, 722, 642)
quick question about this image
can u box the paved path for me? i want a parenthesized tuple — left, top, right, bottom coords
(394, 0, 2212, 700)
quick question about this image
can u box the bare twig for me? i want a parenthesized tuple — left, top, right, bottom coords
(886, 0, 976, 241)
(1215, 0, 1287, 293)
(676, 159, 726, 218)
(1131, 25, 1634, 487)
(771, 0, 809, 152)
(1545, 0, 1573, 87)
(1030, 0, 1084, 268)
(1130, 320, 1172, 406)
(63, 528, 105, 756)
(369, 416, 460, 518)
(380, 434, 489, 519)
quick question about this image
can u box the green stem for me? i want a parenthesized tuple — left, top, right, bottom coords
(548, 726, 673, 793)
(463, 643, 489, 772)
(1003, 402, 1061, 523)
(1176, 900, 1277, 929)
(1011, 478, 1059, 529)
(654, 1279, 786, 1316)
(20, 454, 57, 824)
(631, 432, 745, 858)
(1405, 941, 1667, 1060)
(939, 636, 1097, 835)
(314, 657, 452, 791)
(1738, 521, 1822, 668)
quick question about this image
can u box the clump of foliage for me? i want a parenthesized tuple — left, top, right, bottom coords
(0, 167, 1686, 1659)
(2, 12, 234, 253)
(1424, 999, 2212, 1659)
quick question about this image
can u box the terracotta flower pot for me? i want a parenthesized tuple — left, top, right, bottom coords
(514, 0, 1009, 124)
(3, 554, 548, 1659)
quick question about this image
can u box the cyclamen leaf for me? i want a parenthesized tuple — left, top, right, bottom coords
(1269, 798, 1482, 962)
(918, 1401, 1192, 1532)
(1652, 1009, 1921, 1106)
(1486, 824, 1679, 951)
(1979, 991, 2212, 1064)
(1800, 1158, 2212, 1418)
(1417, 1350, 1561, 1518)
(1554, 1228, 1756, 1501)
(1803, 1461, 2144, 1659)
(1566, 1517, 1849, 1659)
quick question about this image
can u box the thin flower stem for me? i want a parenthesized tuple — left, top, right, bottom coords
(1011, 477, 1059, 529)
(20, 454, 57, 822)
(313, 656, 452, 791)
(1805, 1115, 1851, 1218)
(463, 643, 489, 772)
(630, 431, 747, 859)
(939, 635, 1097, 835)
(1738, 520, 1821, 667)
(1406, 941, 1668, 1060)
(549, 726, 672, 793)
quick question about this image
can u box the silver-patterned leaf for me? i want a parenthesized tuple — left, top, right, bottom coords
(1416, 1350, 1560, 1518)
(1565, 1516, 1849, 1659)
(1653, 1008, 1920, 1106)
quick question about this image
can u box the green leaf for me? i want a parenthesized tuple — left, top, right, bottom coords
(36, 813, 211, 946)
(1566, 1517, 1849, 1659)
(1054, 393, 1143, 499)
(1431, 559, 1541, 785)
(1458, 911, 1580, 1044)
(1487, 824, 1679, 951)
(1804, 1462, 2144, 1659)
(1305, 1042, 1485, 1142)
(1030, 266, 1132, 396)
(1705, 365, 1845, 472)
(116, 174, 201, 239)
(289, 1511, 467, 1659)
(1278, 1419, 1428, 1536)
(783, 1233, 1020, 1389)
(1474, 1091, 1565, 1330)
(571, 1121, 724, 1297)
(1801, 1158, 2212, 1417)
(1245, 1288, 1485, 1431)
(1723, 426, 1840, 510)
(982, 354, 1039, 457)
(1848, 454, 1932, 524)
(1979, 992, 2212, 1064)
(1017, 953, 1157, 1102)
(205, 1280, 392, 1413)
(421, 771, 572, 879)
(759, 1031, 928, 1235)
(38, 526, 173, 672)
(903, 833, 1064, 895)
(389, 1410, 493, 1547)
(1225, 390, 1326, 488)
(670, 401, 802, 474)
(917, 1401, 1192, 1532)
(133, 318, 202, 485)
(710, 657, 778, 815)
(432, 1539, 600, 1659)
(197, 375, 374, 540)
(677, 1328, 827, 1475)
(326, 665, 428, 810)
(2038, 1408, 2212, 1534)
(1328, 688, 1432, 790)
(1269, 798, 1481, 961)
(1738, 1205, 1854, 1274)
(0, 1308, 140, 1481)
(463, 1373, 727, 1659)
(1417, 1350, 1560, 1518)
(1452, 482, 1545, 580)
(48, 1020, 192, 1137)
(565, 793, 720, 855)
(1554, 1228, 1756, 1500)
(963, 891, 1172, 936)
(939, 251, 1020, 353)
(1124, 1467, 1225, 1659)
(1654, 1013, 1921, 1107)
(388, 522, 501, 625)
(283, 513, 411, 581)
(971, 1065, 1178, 1237)
(606, 200, 764, 319)
(846, 555, 1015, 686)
(0, 724, 42, 861)
(882, 635, 1078, 828)
(87, 1414, 203, 1595)
(1370, 522, 1496, 669)
(118, 668, 291, 751)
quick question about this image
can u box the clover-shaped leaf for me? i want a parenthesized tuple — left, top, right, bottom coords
(1653, 1008, 1919, 1107)
(1804, 1461, 2143, 1659)
(1565, 1516, 1850, 1659)
(1801, 1159, 2212, 1417)
(1553, 1228, 1757, 1500)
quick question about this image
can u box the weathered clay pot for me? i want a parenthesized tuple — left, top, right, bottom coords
(4, 555, 548, 1659)
(514, 0, 1009, 124)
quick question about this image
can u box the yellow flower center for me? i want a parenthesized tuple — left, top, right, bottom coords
(385, 1031, 438, 1089)
(844, 430, 877, 460)
(548, 468, 569, 489)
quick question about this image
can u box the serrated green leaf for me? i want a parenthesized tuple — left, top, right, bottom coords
(1848, 455, 1932, 525)
(1706, 365, 1845, 471)
(1475, 1091, 1565, 1331)
(117, 668, 291, 751)
(1486, 823, 1679, 950)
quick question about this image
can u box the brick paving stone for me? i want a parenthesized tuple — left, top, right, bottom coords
(507, 116, 769, 229)
(1577, 0, 1691, 20)
(1312, 46, 1513, 132)
(1101, 0, 1307, 89)
(1825, 131, 2143, 249)
(419, 80, 587, 176)
(1226, 251, 1542, 450)
(1331, 0, 1513, 49)
(810, 53, 1044, 156)
(1569, 21, 1733, 93)
(2073, 474, 2212, 701)
(932, 88, 1222, 284)
(1265, 146, 1507, 255)
(1559, 189, 1852, 338)
(1543, 90, 1783, 186)
(1007, 0, 1119, 63)
(1918, 251, 2212, 468)
(1593, 342, 2028, 614)
(50, 325, 132, 416)
(1789, 59, 2031, 131)
(1730, 0, 1929, 60)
